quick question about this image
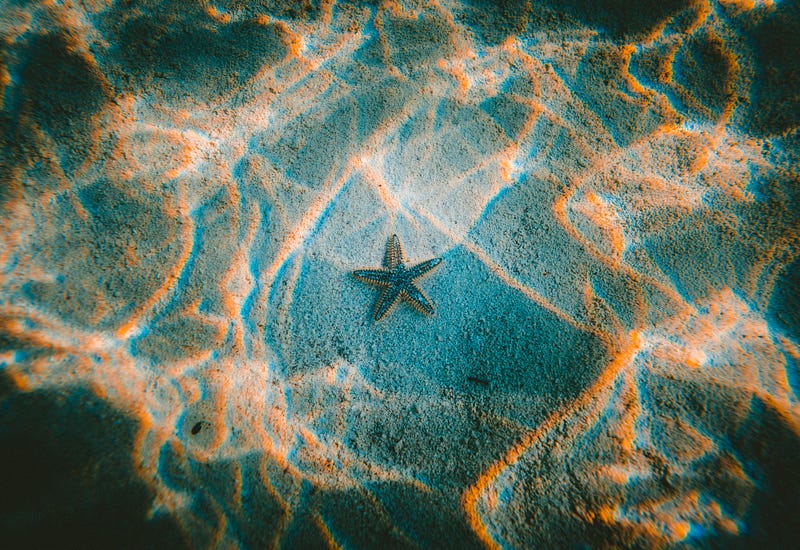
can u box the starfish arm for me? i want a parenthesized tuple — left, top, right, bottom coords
(353, 269, 393, 286)
(402, 283, 435, 315)
(374, 284, 402, 321)
(406, 257, 442, 280)
(385, 234, 404, 269)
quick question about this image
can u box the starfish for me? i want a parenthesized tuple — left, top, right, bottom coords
(353, 234, 443, 321)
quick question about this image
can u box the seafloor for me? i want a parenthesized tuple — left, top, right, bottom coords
(1, 0, 799, 548)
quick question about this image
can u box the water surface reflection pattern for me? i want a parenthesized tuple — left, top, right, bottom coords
(1, 0, 798, 547)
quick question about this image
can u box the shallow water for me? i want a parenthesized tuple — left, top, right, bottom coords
(1, 0, 799, 548)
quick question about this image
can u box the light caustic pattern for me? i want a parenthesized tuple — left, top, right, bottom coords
(0, 0, 799, 547)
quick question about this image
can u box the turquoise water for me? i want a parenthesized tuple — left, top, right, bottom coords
(1, 0, 799, 547)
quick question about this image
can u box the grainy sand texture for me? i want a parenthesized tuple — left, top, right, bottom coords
(1, 0, 799, 548)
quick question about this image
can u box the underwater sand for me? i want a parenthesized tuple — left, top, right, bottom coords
(1, 0, 799, 548)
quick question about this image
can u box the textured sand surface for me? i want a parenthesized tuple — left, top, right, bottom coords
(1, 0, 799, 548)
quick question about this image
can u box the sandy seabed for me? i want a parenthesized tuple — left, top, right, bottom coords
(1, 0, 799, 548)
